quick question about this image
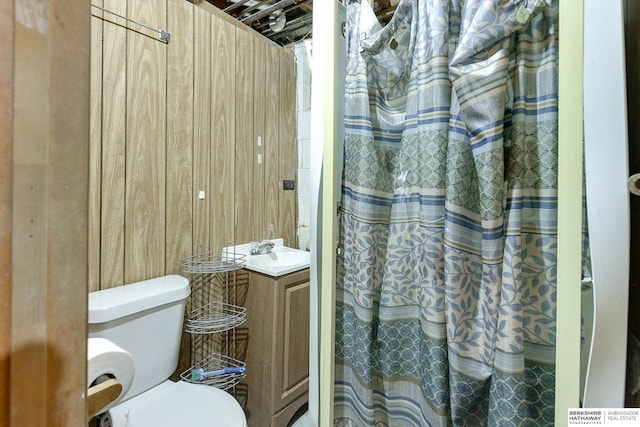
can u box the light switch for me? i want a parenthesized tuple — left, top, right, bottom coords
(198, 190, 205, 200)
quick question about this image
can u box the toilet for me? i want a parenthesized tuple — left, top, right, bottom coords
(88, 274, 247, 427)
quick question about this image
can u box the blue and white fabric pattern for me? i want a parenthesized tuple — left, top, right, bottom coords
(335, 0, 562, 425)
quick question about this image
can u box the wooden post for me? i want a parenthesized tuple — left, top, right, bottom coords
(2, 0, 90, 424)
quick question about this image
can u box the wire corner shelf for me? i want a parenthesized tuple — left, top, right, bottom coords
(180, 352, 246, 390)
(182, 245, 247, 394)
(185, 300, 247, 334)
(181, 249, 246, 274)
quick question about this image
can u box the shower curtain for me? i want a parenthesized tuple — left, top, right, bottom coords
(335, 0, 559, 425)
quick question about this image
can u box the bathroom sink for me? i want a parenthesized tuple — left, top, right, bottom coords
(250, 250, 309, 268)
(224, 239, 310, 277)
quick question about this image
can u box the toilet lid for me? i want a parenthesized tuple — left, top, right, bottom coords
(107, 380, 247, 427)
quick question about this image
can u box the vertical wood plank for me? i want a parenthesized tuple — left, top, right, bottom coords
(253, 39, 266, 241)
(211, 17, 236, 251)
(234, 28, 254, 243)
(168, 0, 194, 381)
(89, 1, 103, 292)
(101, 0, 127, 289)
(12, 20, 49, 425)
(125, 0, 167, 282)
(46, 0, 89, 422)
(279, 50, 297, 247)
(167, 0, 194, 274)
(193, 6, 211, 252)
(264, 43, 280, 241)
(0, 0, 13, 423)
(11, 0, 89, 424)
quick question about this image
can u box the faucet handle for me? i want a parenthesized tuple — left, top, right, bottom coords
(250, 240, 275, 255)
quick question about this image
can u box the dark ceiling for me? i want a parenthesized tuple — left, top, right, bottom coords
(205, 0, 398, 46)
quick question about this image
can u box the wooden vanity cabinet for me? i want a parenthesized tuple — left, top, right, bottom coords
(241, 268, 310, 427)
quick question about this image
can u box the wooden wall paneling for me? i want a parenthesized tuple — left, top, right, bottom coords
(264, 44, 280, 242)
(125, 0, 167, 283)
(253, 39, 266, 241)
(195, 0, 280, 42)
(46, 0, 89, 421)
(165, 0, 194, 381)
(0, 0, 13, 421)
(193, 6, 212, 253)
(279, 50, 297, 247)
(234, 28, 255, 244)
(168, 0, 194, 379)
(89, 1, 103, 292)
(166, 0, 194, 274)
(100, 0, 127, 289)
(12, 20, 50, 425)
(12, 0, 89, 423)
(211, 17, 237, 251)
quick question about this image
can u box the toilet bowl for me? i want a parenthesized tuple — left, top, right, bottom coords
(88, 275, 246, 426)
(106, 380, 246, 427)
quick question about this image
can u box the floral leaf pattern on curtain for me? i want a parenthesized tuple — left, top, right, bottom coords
(335, 0, 560, 425)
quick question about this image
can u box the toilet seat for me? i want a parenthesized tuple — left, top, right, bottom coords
(107, 380, 247, 427)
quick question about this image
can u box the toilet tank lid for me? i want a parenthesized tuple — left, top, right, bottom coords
(89, 275, 191, 324)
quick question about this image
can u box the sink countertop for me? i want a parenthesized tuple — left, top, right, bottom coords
(224, 239, 310, 277)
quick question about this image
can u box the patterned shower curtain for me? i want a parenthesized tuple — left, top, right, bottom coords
(335, 0, 559, 425)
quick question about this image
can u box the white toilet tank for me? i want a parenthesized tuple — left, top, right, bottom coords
(88, 275, 191, 402)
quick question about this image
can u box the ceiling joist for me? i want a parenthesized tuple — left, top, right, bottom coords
(206, 0, 397, 46)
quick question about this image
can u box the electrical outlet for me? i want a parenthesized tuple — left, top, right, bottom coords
(283, 180, 295, 190)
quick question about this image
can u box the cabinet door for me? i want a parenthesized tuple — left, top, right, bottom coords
(272, 275, 310, 413)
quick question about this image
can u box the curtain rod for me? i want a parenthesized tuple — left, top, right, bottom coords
(91, 4, 170, 44)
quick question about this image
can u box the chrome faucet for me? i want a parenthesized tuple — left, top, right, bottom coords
(250, 240, 275, 255)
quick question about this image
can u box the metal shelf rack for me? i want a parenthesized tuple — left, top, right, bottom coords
(181, 249, 247, 391)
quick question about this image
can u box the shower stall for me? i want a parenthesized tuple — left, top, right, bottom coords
(309, 0, 629, 425)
